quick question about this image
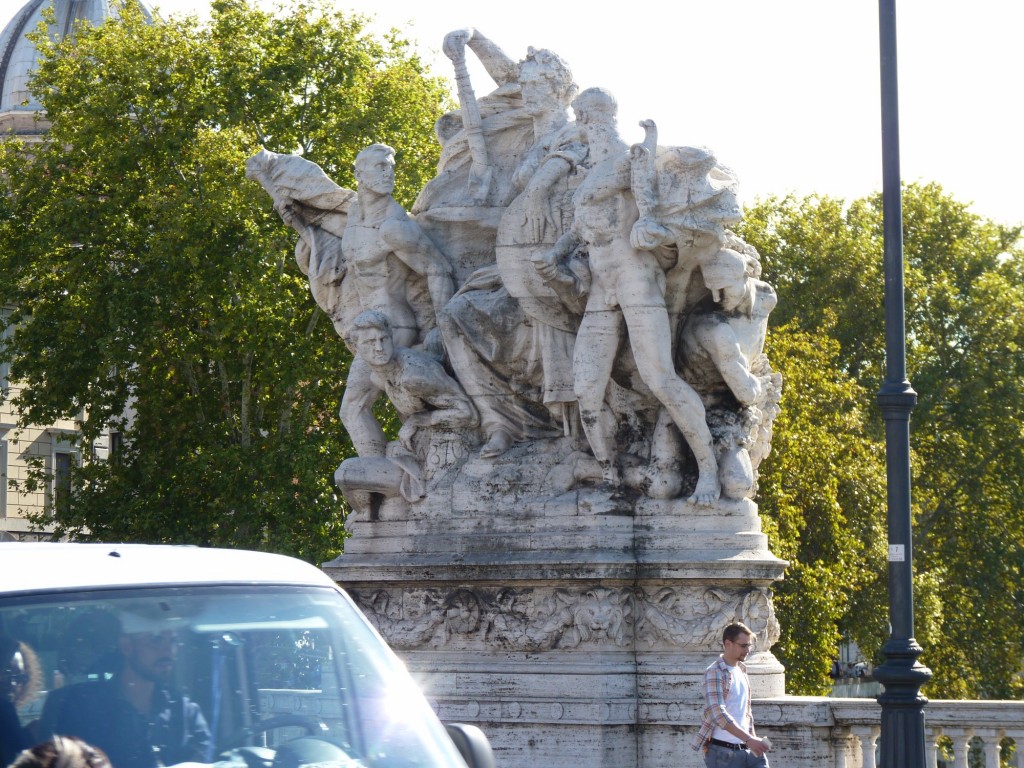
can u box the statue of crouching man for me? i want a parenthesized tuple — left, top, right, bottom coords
(335, 310, 479, 519)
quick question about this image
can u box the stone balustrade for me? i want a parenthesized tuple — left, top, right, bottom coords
(258, 686, 1024, 767)
(827, 698, 1024, 768)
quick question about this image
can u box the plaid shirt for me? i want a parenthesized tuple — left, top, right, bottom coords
(691, 655, 754, 752)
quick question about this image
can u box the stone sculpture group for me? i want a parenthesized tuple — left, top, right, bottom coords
(246, 28, 782, 519)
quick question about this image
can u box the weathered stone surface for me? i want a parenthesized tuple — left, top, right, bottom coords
(326, 547, 785, 767)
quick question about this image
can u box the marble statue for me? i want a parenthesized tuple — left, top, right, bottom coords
(334, 310, 478, 517)
(434, 31, 587, 458)
(245, 144, 455, 457)
(254, 32, 791, 767)
(248, 29, 779, 513)
(534, 88, 719, 502)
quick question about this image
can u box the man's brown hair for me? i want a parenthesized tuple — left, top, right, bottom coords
(722, 622, 755, 644)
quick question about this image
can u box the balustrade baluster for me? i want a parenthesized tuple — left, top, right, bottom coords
(925, 727, 942, 768)
(972, 729, 1001, 768)
(852, 725, 880, 768)
(833, 727, 851, 768)
(946, 729, 974, 768)
(1011, 734, 1024, 768)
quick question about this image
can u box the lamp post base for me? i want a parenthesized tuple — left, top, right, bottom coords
(874, 637, 933, 768)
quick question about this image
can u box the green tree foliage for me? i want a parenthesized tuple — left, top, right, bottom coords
(0, 0, 449, 563)
(754, 323, 888, 694)
(741, 184, 1024, 697)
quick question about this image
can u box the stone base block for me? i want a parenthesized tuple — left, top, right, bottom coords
(323, 441, 791, 768)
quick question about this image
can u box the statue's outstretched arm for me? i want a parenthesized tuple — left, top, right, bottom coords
(382, 218, 455, 317)
(443, 28, 519, 86)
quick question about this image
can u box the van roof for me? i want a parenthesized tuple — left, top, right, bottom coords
(0, 543, 340, 596)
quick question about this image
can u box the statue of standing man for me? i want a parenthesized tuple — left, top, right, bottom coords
(246, 144, 456, 457)
(534, 89, 720, 503)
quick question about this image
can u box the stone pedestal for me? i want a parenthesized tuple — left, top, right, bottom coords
(323, 440, 788, 768)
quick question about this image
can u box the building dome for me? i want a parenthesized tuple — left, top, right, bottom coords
(0, 0, 154, 113)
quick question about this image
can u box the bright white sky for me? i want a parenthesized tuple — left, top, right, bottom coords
(3, 0, 1022, 224)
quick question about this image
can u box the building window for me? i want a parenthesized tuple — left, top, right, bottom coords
(109, 431, 122, 465)
(0, 308, 11, 394)
(53, 450, 73, 517)
(48, 435, 79, 519)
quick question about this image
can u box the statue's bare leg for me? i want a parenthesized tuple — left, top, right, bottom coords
(622, 304, 720, 504)
(438, 297, 525, 459)
(573, 307, 623, 483)
(339, 355, 387, 456)
(335, 456, 410, 518)
(643, 408, 685, 499)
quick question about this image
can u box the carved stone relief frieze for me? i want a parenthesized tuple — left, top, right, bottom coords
(350, 583, 778, 653)
(634, 585, 780, 651)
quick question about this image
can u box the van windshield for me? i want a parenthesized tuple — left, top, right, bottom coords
(0, 585, 465, 768)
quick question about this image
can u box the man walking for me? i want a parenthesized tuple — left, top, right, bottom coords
(692, 622, 770, 766)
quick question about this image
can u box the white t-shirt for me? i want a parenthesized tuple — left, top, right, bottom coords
(711, 663, 751, 744)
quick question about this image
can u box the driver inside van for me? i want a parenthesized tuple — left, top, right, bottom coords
(48, 625, 212, 768)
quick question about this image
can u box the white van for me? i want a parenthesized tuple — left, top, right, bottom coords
(0, 543, 492, 768)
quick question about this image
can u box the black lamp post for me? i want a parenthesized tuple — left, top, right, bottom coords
(873, 1, 933, 766)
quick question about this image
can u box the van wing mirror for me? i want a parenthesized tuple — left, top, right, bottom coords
(445, 723, 496, 768)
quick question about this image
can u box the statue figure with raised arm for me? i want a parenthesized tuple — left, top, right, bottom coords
(335, 311, 478, 518)
(533, 88, 721, 504)
(415, 29, 580, 218)
(430, 31, 591, 458)
(246, 144, 456, 456)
